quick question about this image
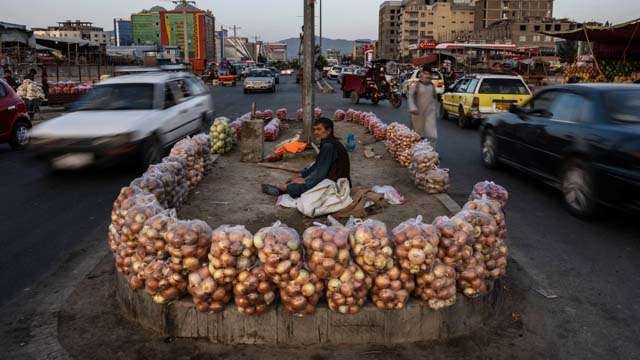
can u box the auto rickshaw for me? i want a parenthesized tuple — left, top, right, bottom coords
(340, 60, 402, 108)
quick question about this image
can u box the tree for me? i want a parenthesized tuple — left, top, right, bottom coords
(316, 54, 328, 71)
(557, 40, 578, 64)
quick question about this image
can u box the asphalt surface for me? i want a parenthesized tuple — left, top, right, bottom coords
(1, 76, 638, 358)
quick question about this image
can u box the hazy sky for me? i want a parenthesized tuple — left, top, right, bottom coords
(3, 0, 640, 42)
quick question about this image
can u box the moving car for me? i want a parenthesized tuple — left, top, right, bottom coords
(280, 69, 294, 75)
(401, 69, 446, 97)
(0, 79, 31, 150)
(480, 84, 640, 218)
(217, 69, 237, 87)
(327, 66, 343, 79)
(244, 69, 276, 93)
(30, 72, 214, 169)
(442, 74, 531, 128)
(337, 67, 355, 84)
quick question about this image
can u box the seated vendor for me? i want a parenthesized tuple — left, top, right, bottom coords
(262, 117, 351, 198)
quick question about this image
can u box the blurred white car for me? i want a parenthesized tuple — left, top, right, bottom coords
(243, 68, 276, 93)
(337, 67, 355, 83)
(280, 69, 294, 75)
(30, 72, 214, 169)
(327, 66, 343, 79)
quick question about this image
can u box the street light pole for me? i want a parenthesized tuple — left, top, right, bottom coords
(319, 0, 322, 55)
(302, 0, 315, 143)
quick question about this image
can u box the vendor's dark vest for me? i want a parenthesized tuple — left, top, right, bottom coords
(327, 137, 351, 184)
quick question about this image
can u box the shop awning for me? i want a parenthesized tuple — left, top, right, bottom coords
(541, 18, 640, 44)
(411, 54, 438, 66)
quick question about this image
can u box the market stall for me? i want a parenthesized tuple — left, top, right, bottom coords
(543, 18, 640, 82)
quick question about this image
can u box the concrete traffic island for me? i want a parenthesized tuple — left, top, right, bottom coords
(115, 271, 502, 345)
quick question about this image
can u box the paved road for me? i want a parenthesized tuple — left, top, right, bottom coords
(2, 76, 638, 358)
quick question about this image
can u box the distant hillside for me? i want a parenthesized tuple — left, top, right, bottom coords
(278, 37, 373, 59)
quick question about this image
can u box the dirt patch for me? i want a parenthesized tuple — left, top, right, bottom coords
(179, 120, 448, 233)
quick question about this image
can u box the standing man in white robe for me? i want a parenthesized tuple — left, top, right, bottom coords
(408, 66, 440, 147)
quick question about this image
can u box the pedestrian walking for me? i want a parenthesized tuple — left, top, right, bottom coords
(407, 65, 439, 147)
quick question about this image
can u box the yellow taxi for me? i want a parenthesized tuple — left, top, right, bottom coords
(401, 68, 446, 97)
(442, 74, 532, 128)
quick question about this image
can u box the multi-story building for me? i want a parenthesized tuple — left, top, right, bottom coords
(326, 49, 341, 62)
(378, 1, 402, 60)
(474, 0, 554, 31)
(113, 19, 133, 46)
(399, 0, 476, 59)
(475, 17, 580, 53)
(265, 43, 288, 62)
(33, 20, 111, 45)
(130, 4, 216, 72)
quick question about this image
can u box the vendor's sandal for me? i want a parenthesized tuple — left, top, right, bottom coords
(261, 184, 282, 197)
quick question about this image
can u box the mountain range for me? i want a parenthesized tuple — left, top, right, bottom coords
(278, 37, 373, 59)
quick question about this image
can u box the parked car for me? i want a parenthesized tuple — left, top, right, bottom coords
(30, 72, 214, 169)
(480, 84, 640, 218)
(442, 74, 531, 128)
(243, 69, 276, 93)
(327, 66, 343, 79)
(401, 69, 446, 97)
(0, 79, 31, 150)
(267, 67, 280, 84)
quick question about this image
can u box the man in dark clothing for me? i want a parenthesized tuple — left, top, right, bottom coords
(263, 117, 351, 198)
(3, 69, 19, 90)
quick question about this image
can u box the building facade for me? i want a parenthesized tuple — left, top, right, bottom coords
(475, 18, 580, 53)
(130, 5, 216, 71)
(378, 1, 402, 60)
(33, 20, 111, 45)
(399, 0, 476, 58)
(265, 43, 287, 62)
(474, 0, 554, 31)
(113, 19, 133, 46)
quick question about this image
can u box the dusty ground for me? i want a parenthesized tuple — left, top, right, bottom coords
(179, 120, 448, 234)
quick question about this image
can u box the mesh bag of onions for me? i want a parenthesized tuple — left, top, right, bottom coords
(348, 218, 394, 275)
(484, 239, 508, 280)
(263, 117, 281, 142)
(165, 219, 212, 273)
(469, 181, 509, 209)
(144, 259, 188, 304)
(345, 109, 355, 122)
(276, 108, 288, 121)
(193, 133, 214, 174)
(208, 225, 256, 286)
(146, 163, 179, 206)
(109, 186, 149, 252)
(456, 251, 488, 298)
(414, 260, 457, 310)
(334, 109, 346, 122)
(463, 196, 507, 241)
(170, 137, 204, 191)
(254, 221, 303, 286)
(392, 216, 440, 274)
(369, 118, 388, 141)
(326, 262, 372, 314)
(385, 122, 421, 167)
(131, 174, 167, 208)
(454, 209, 507, 280)
(128, 209, 178, 289)
(419, 168, 450, 194)
(279, 267, 324, 317)
(187, 264, 232, 312)
(113, 194, 163, 276)
(370, 265, 415, 310)
(302, 220, 351, 280)
(432, 216, 474, 270)
(234, 264, 277, 316)
(261, 109, 274, 120)
(161, 156, 189, 208)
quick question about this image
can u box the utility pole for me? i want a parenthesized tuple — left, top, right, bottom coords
(302, 0, 315, 143)
(219, 25, 225, 59)
(319, 0, 322, 56)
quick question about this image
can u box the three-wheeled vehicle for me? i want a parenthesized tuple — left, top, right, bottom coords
(217, 69, 237, 86)
(340, 60, 402, 108)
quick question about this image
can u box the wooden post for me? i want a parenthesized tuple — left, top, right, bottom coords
(239, 119, 264, 163)
(302, 0, 315, 143)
